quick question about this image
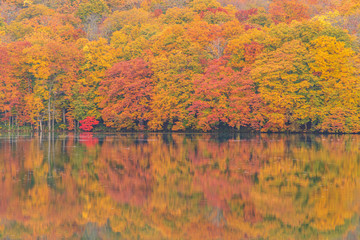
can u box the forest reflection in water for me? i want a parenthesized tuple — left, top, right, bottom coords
(0, 133, 359, 239)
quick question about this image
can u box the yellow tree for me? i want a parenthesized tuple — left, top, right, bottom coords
(251, 40, 314, 132)
(70, 37, 118, 129)
(309, 36, 360, 132)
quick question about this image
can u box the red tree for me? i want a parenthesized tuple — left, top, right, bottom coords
(99, 58, 153, 130)
(235, 8, 258, 22)
(79, 116, 99, 131)
(188, 57, 262, 131)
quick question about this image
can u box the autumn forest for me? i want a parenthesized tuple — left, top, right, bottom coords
(0, 0, 360, 132)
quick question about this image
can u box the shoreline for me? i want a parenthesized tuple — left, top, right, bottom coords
(0, 130, 358, 135)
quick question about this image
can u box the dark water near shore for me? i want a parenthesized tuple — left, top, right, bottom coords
(0, 133, 359, 239)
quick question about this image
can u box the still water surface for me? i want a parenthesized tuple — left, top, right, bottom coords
(0, 133, 359, 239)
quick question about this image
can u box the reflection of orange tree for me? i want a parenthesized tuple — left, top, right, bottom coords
(97, 136, 153, 206)
(0, 137, 83, 239)
(0, 139, 23, 228)
(79, 135, 162, 239)
(189, 134, 264, 239)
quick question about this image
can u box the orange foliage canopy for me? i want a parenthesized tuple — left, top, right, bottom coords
(269, 0, 310, 23)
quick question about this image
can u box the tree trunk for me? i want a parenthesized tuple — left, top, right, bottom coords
(52, 101, 55, 131)
(4, 110, 7, 130)
(62, 109, 66, 124)
(48, 96, 51, 132)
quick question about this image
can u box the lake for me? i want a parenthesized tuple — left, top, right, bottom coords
(0, 133, 359, 239)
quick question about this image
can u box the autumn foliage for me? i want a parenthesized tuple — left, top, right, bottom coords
(0, 0, 359, 133)
(235, 8, 258, 22)
(269, 0, 310, 23)
(79, 116, 99, 131)
(100, 58, 153, 130)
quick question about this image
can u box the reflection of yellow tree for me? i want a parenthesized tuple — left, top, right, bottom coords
(78, 134, 163, 239)
(310, 184, 354, 231)
(0, 137, 82, 238)
(252, 134, 360, 238)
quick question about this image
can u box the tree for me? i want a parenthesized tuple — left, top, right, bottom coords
(0, 45, 20, 127)
(148, 25, 203, 131)
(269, 0, 310, 24)
(79, 116, 99, 131)
(235, 8, 258, 22)
(68, 37, 118, 130)
(99, 58, 153, 130)
(308, 36, 360, 132)
(19, 29, 82, 131)
(76, 0, 109, 40)
(251, 40, 314, 132)
(188, 57, 262, 131)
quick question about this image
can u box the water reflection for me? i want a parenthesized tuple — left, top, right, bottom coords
(0, 133, 359, 239)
